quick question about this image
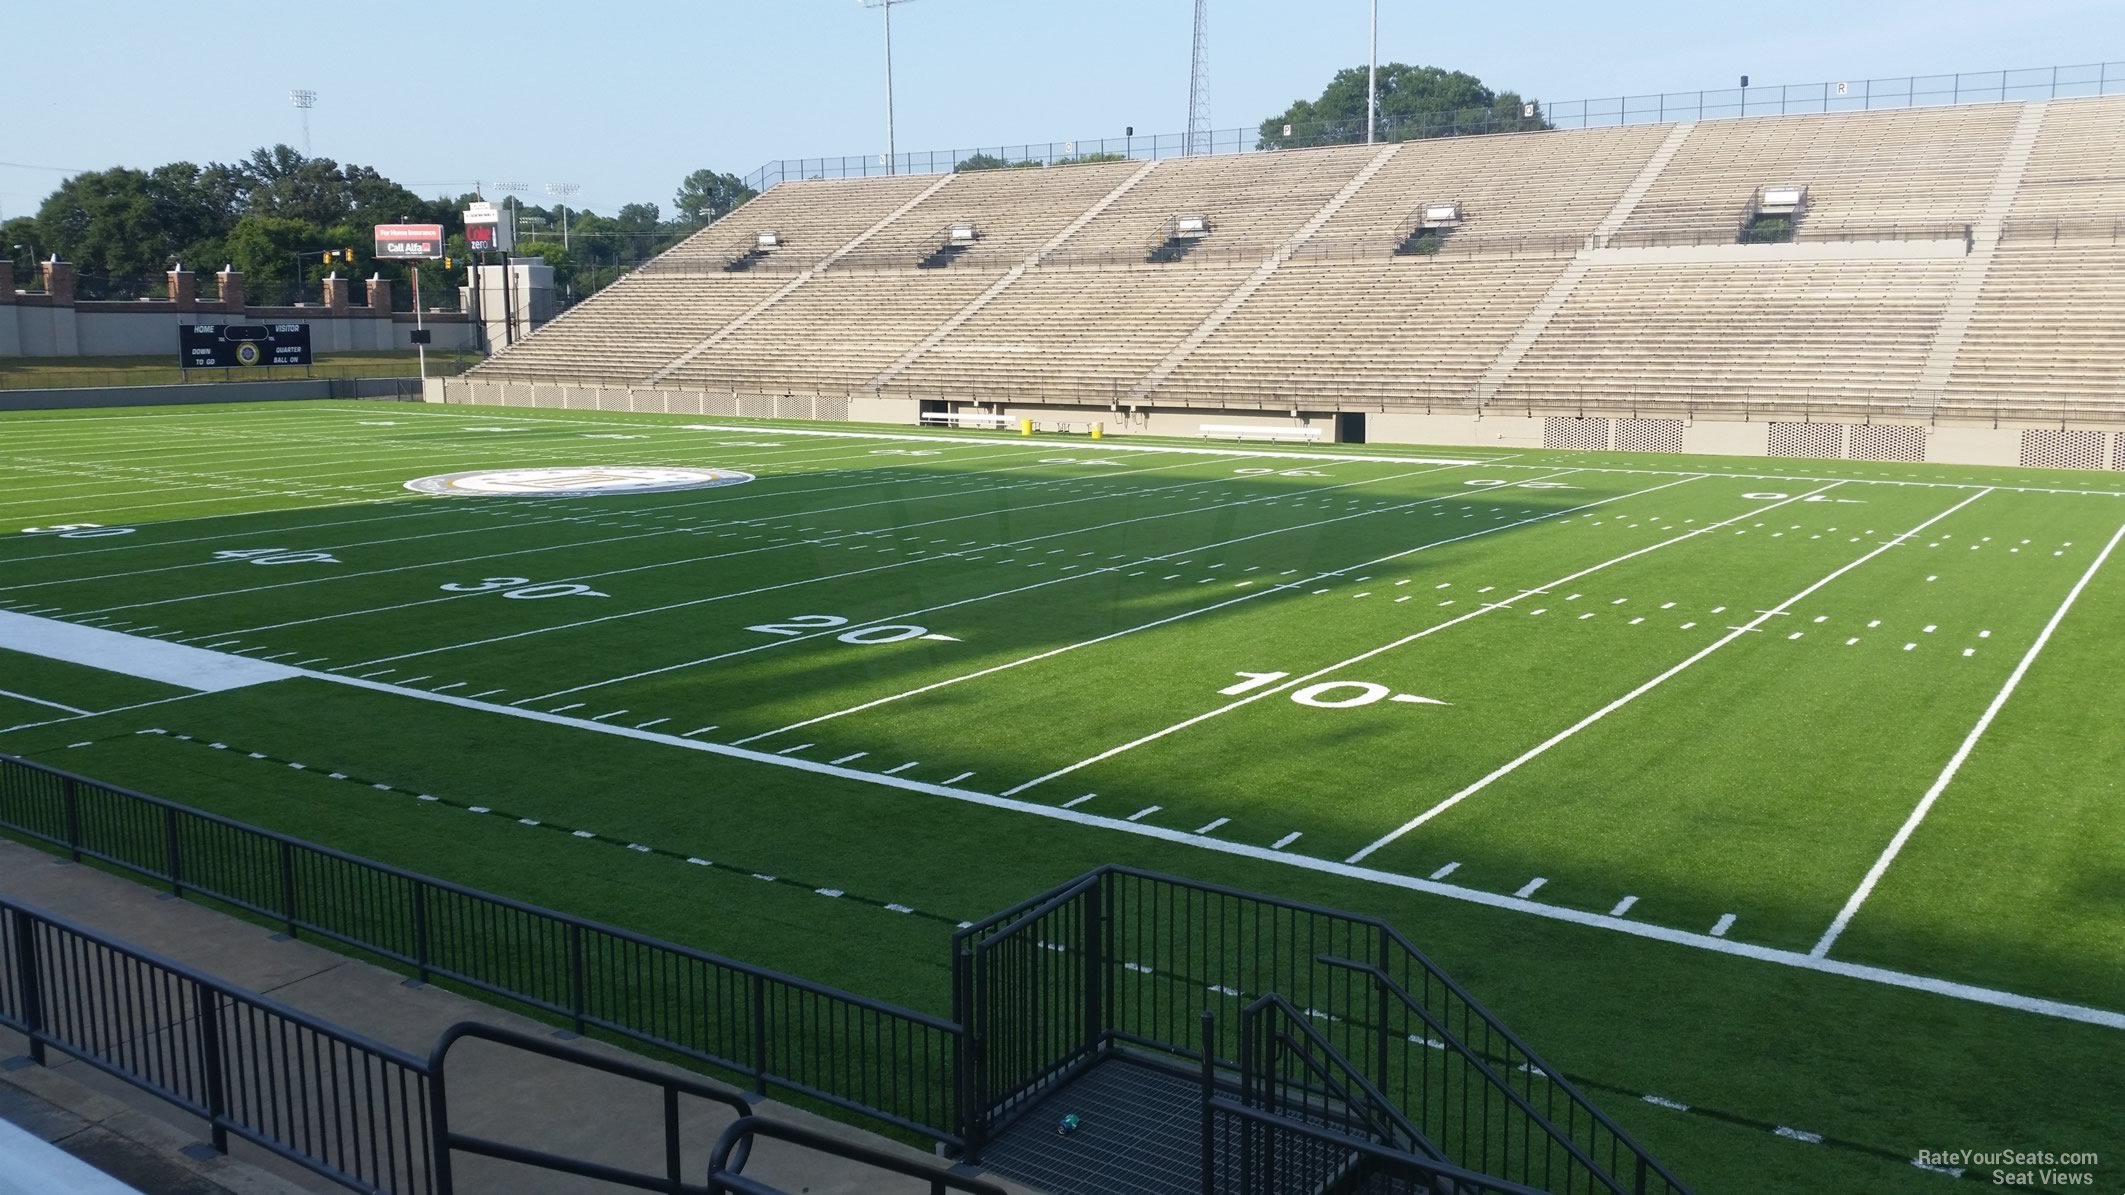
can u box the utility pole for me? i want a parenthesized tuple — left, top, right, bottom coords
(859, 0, 918, 175)
(1187, 0, 1210, 155)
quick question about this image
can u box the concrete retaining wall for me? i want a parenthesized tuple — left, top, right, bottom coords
(0, 377, 425, 412)
(432, 376, 2117, 470)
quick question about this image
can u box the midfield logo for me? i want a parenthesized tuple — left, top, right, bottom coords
(404, 466, 756, 497)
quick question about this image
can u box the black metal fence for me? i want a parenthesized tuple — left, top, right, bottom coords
(0, 896, 437, 1193)
(0, 753, 963, 1146)
(745, 60, 2125, 189)
(954, 867, 1690, 1195)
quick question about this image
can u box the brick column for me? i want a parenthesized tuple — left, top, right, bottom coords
(167, 264, 197, 310)
(364, 274, 394, 315)
(321, 272, 349, 313)
(41, 259, 75, 304)
(215, 266, 245, 311)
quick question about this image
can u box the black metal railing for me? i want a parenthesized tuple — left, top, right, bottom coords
(0, 896, 437, 1193)
(745, 60, 2125, 189)
(707, 1118, 1009, 1195)
(427, 1022, 757, 1195)
(0, 753, 963, 1146)
(953, 867, 1690, 1194)
(1237, 994, 1431, 1159)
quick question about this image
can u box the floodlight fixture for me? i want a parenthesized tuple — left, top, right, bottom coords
(288, 88, 317, 155)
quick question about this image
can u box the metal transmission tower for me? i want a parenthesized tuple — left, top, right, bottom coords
(288, 89, 316, 155)
(1185, 0, 1210, 155)
(859, 0, 919, 175)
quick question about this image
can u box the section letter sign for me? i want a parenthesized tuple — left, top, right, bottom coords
(178, 323, 314, 368)
(374, 223, 446, 260)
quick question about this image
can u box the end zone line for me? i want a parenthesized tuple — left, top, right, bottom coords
(298, 668, 2125, 1033)
(1347, 486, 1990, 863)
(1810, 518, 2125, 959)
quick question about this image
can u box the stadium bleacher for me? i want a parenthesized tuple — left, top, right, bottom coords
(464, 92, 2125, 464)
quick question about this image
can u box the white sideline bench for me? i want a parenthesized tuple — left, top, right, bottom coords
(920, 412, 1017, 430)
(1199, 423, 1323, 443)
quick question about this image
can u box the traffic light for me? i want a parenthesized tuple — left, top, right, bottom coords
(321, 251, 333, 264)
(442, 256, 453, 270)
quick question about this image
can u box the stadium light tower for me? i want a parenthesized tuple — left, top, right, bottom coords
(1367, 0, 1378, 144)
(1186, 0, 1210, 155)
(288, 88, 317, 156)
(546, 182, 581, 251)
(859, 0, 918, 175)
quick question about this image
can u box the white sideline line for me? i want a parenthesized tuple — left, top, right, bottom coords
(1810, 519, 2125, 959)
(269, 667, 2125, 1033)
(0, 611, 300, 693)
(0, 687, 93, 716)
(1346, 487, 1989, 862)
(1007, 477, 1814, 799)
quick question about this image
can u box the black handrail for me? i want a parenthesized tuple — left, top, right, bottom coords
(0, 895, 436, 1194)
(706, 1117, 1010, 1195)
(1239, 992, 1434, 1159)
(428, 1022, 756, 1195)
(1316, 956, 1642, 1195)
(0, 752, 962, 1144)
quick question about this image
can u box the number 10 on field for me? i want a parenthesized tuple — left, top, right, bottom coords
(1220, 672, 1448, 708)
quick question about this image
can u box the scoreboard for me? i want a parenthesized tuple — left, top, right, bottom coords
(178, 323, 313, 368)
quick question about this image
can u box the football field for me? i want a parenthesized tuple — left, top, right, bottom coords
(2, 400, 2121, 1192)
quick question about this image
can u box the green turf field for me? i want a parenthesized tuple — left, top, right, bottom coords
(2, 400, 2120, 1193)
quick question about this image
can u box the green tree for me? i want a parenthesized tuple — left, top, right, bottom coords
(1257, 64, 1548, 149)
(956, 153, 1045, 171)
(674, 169, 754, 226)
(226, 213, 327, 303)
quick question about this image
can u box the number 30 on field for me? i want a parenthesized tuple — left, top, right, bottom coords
(441, 577, 609, 599)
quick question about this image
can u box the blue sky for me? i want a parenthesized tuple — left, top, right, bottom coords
(2, 0, 2119, 219)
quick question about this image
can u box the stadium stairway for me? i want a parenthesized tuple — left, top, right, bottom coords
(1915, 101, 2051, 393)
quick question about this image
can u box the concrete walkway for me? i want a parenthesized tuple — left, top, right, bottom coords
(0, 840, 1035, 1195)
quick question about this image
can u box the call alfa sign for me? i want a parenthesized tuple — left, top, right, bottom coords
(373, 223, 446, 260)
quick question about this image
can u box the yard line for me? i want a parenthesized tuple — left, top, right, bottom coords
(944, 771, 976, 785)
(1810, 519, 2125, 959)
(288, 454, 1430, 661)
(1063, 793, 1097, 808)
(1126, 805, 1163, 822)
(65, 448, 1218, 620)
(1195, 817, 1230, 835)
(1515, 877, 1548, 898)
(1004, 480, 1826, 799)
(0, 687, 93, 716)
(300, 668, 2125, 1032)
(1270, 832, 1303, 850)
(502, 462, 1495, 702)
(1347, 487, 1990, 862)
(883, 761, 920, 775)
(733, 469, 1663, 744)
(830, 751, 866, 764)
(1609, 896, 1639, 917)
